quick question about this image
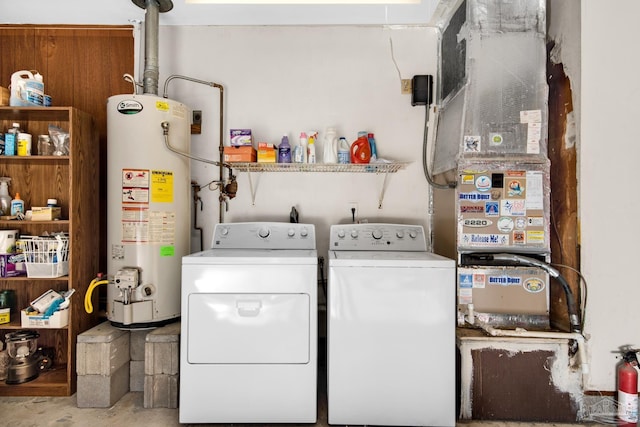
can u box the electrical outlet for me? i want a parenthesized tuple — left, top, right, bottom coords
(348, 202, 358, 223)
(401, 79, 412, 95)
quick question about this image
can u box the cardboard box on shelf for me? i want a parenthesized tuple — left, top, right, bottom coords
(21, 307, 69, 328)
(0, 253, 26, 277)
(31, 206, 62, 221)
(223, 146, 256, 163)
(230, 129, 252, 146)
(257, 142, 277, 163)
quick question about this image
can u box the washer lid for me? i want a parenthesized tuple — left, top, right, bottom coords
(329, 250, 455, 268)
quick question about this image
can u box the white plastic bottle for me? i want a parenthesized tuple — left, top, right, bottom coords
(297, 132, 308, 163)
(10, 192, 24, 217)
(307, 134, 316, 164)
(322, 127, 338, 164)
(337, 137, 350, 164)
(0, 178, 11, 216)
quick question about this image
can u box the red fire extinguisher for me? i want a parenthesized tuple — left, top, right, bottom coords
(617, 350, 639, 426)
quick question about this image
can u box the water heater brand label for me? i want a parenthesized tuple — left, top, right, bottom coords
(117, 100, 143, 114)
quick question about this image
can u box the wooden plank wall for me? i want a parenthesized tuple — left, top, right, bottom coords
(547, 41, 580, 332)
(0, 25, 135, 275)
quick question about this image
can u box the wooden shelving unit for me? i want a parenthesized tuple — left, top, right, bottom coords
(0, 106, 101, 396)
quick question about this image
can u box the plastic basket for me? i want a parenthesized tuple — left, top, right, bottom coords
(20, 235, 70, 278)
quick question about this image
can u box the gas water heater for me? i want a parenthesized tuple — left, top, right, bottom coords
(104, 0, 191, 328)
(106, 94, 191, 328)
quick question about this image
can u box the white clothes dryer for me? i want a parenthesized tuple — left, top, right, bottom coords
(180, 222, 317, 424)
(327, 223, 456, 426)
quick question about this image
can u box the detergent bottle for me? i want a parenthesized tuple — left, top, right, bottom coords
(322, 127, 338, 164)
(337, 137, 350, 164)
(278, 134, 292, 163)
(351, 135, 371, 164)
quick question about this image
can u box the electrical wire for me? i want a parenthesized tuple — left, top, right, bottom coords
(421, 105, 456, 190)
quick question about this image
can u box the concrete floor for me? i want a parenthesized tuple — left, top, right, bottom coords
(0, 391, 612, 427)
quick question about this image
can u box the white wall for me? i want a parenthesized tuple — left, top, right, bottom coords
(581, 0, 640, 391)
(154, 25, 438, 258)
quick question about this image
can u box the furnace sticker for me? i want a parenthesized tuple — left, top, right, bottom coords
(473, 273, 486, 288)
(526, 230, 545, 244)
(501, 199, 526, 216)
(507, 180, 525, 197)
(461, 174, 475, 185)
(515, 217, 527, 229)
(461, 233, 509, 247)
(475, 175, 491, 191)
(463, 218, 493, 228)
(528, 217, 544, 227)
(488, 275, 522, 286)
(459, 274, 473, 288)
(461, 205, 484, 213)
(459, 192, 491, 202)
(463, 135, 481, 152)
(524, 277, 545, 293)
(513, 230, 526, 245)
(485, 202, 499, 216)
(497, 217, 514, 233)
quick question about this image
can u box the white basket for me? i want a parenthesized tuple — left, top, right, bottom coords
(20, 235, 70, 278)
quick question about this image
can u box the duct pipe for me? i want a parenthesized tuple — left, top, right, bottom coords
(132, 0, 174, 95)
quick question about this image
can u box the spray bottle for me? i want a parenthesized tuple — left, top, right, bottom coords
(307, 132, 317, 164)
(0, 178, 11, 216)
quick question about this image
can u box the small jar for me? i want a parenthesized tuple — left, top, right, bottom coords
(17, 133, 32, 156)
(47, 198, 58, 207)
(38, 135, 53, 156)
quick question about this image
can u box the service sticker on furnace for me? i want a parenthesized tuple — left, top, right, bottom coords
(475, 175, 491, 191)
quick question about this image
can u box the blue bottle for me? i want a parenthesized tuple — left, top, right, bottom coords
(367, 133, 377, 161)
(278, 134, 292, 163)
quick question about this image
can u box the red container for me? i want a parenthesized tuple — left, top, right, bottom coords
(351, 136, 371, 164)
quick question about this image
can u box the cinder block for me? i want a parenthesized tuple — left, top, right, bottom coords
(143, 374, 179, 408)
(76, 363, 130, 408)
(77, 321, 130, 376)
(130, 330, 150, 361)
(145, 322, 180, 375)
(130, 360, 145, 392)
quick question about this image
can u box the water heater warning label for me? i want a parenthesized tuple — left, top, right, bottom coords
(122, 169, 149, 204)
(151, 170, 174, 203)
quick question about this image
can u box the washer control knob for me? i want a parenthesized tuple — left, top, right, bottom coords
(288, 228, 296, 237)
(220, 227, 229, 236)
(300, 228, 308, 237)
(350, 229, 359, 239)
(396, 230, 405, 239)
(258, 227, 270, 238)
(337, 229, 346, 238)
(372, 229, 383, 240)
(409, 230, 418, 239)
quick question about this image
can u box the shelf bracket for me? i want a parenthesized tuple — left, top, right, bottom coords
(378, 172, 391, 209)
(247, 170, 257, 205)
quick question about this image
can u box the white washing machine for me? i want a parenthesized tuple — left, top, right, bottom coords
(179, 222, 317, 424)
(327, 223, 456, 427)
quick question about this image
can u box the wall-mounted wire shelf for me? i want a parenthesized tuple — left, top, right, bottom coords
(227, 162, 410, 207)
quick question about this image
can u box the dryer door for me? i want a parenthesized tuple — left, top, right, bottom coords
(187, 292, 310, 364)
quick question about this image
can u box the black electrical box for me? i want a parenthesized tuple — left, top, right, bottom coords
(411, 75, 433, 106)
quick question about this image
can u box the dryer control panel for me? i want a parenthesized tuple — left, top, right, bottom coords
(330, 223, 426, 251)
(212, 222, 316, 250)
